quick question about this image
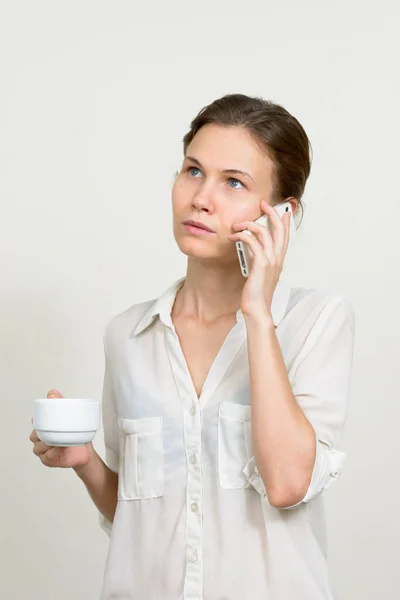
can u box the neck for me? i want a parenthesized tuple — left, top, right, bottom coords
(173, 258, 246, 323)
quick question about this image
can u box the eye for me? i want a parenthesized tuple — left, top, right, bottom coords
(228, 178, 244, 189)
(187, 166, 245, 190)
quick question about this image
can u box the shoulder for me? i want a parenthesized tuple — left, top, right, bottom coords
(287, 284, 355, 335)
(289, 284, 353, 313)
(285, 284, 355, 361)
(102, 297, 156, 348)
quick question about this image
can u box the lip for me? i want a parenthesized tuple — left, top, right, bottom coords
(183, 220, 215, 232)
(183, 223, 215, 236)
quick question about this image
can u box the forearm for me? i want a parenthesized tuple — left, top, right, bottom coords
(74, 444, 118, 524)
(245, 312, 316, 507)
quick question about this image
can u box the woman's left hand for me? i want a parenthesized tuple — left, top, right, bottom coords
(227, 199, 291, 320)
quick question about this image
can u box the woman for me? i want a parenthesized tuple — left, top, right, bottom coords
(30, 93, 355, 600)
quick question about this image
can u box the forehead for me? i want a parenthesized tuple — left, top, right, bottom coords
(186, 124, 274, 180)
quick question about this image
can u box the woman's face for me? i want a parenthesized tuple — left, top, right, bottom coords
(172, 123, 278, 266)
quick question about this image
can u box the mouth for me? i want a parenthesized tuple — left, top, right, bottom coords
(183, 220, 216, 236)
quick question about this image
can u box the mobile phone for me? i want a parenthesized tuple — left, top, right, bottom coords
(235, 201, 295, 278)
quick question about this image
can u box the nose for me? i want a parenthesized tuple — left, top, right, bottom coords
(191, 185, 215, 213)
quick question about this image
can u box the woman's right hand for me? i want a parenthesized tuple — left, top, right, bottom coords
(29, 389, 93, 469)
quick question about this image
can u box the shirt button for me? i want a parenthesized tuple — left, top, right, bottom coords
(190, 406, 196, 416)
(190, 454, 197, 465)
(191, 502, 198, 512)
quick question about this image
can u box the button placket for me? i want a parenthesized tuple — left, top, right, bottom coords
(164, 326, 208, 599)
(183, 400, 203, 599)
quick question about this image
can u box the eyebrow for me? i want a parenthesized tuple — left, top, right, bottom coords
(184, 155, 254, 183)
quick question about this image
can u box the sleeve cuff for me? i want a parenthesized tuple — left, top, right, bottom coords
(243, 456, 267, 498)
(99, 512, 114, 537)
(242, 439, 346, 509)
(295, 438, 346, 507)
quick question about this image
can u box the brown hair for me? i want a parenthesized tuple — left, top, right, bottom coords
(181, 93, 312, 227)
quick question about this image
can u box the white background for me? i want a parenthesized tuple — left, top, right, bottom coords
(0, 1, 399, 598)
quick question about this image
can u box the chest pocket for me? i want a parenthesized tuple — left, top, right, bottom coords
(218, 401, 253, 489)
(118, 416, 164, 500)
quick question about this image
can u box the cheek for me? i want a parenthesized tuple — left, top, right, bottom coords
(171, 186, 182, 214)
(172, 179, 190, 210)
(236, 205, 255, 220)
(223, 203, 258, 230)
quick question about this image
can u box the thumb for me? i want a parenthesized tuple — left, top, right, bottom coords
(47, 389, 63, 399)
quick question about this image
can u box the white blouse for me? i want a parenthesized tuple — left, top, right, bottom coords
(99, 276, 355, 600)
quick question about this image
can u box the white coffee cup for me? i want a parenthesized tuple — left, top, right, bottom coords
(33, 397, 100, 446)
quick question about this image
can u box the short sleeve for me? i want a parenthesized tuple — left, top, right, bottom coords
(244, 295, 355, 509)
(99, 322, 120, 536)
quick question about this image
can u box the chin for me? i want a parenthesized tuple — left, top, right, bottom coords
(175, 236, 234, 265)
(176, 238, 216, 259)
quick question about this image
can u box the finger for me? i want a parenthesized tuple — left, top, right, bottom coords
(33, 440, 53, 456)
(40, 447, 62, 468)
(231, 220, 273, 254)
(283, 210, 291, 252)
(261, 201, 287, 252)
(29, 430, 39, 443)
(274, 209, 291, 256)
(228, 230, 267, 264)
(230, 224, 275, 264)
(47, 389, 63, 398)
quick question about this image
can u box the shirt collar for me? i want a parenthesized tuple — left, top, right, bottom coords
(131, 276, 291, 337)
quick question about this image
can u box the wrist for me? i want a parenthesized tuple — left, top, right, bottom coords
(243, 309, 275, 329)
(73, 442, 98, 479)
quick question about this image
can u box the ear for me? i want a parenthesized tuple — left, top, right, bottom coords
(171, 170, 179, 187)
(286, 197, 298, 216)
